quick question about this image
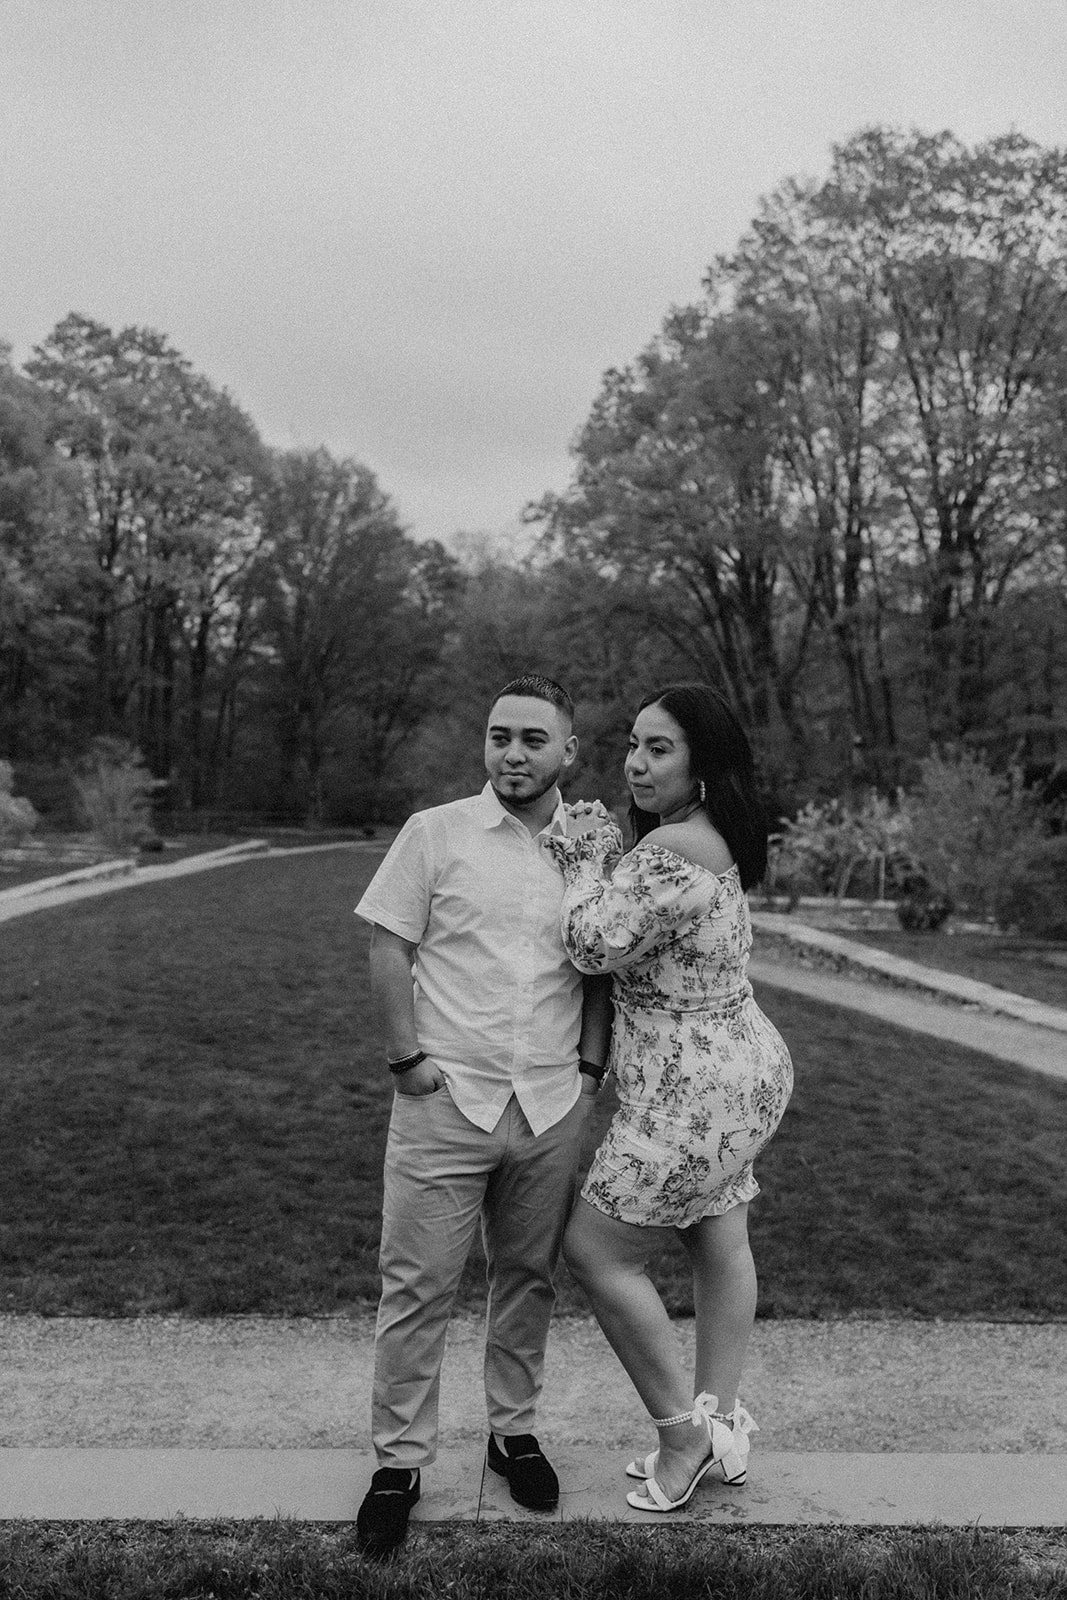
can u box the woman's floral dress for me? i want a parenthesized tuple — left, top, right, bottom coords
(545, 824, 793, 1228)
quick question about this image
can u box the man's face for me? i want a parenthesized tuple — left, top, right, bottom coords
(484, 695, 578, 810)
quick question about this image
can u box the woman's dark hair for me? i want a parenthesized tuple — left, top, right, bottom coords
(628, 682, 768, 890)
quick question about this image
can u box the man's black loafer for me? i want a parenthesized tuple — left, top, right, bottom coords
(487, 1433, 559, 1510)
(356, 1467, 420, 1558)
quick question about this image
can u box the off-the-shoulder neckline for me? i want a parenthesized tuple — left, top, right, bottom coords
(632, 840, 740, 881)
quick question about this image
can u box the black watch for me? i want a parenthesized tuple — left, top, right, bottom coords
(579, 1058, 606, 1084)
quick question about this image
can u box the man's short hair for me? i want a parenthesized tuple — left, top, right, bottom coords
(492, 675, 575, 726)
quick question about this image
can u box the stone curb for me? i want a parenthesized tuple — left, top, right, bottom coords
(2, 1446, 1065, 1526)
(0, 856, 136, 900)
(0, 839, 273, 905)
(751, 912, 1067, 1034)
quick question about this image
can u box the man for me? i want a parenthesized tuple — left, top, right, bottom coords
(353, 674, 610, 1557)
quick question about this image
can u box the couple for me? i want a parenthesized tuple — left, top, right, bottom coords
(353, 674, 793, 1556)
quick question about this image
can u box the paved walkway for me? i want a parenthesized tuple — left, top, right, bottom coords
(3, 1444, 1064, 1525)
(748, 956, 1067, 1082)
(2, 841, 1064, 1524)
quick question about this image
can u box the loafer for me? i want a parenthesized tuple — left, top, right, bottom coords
(487, 1432, 559, 1510)
(356, 1466, 420, 1558)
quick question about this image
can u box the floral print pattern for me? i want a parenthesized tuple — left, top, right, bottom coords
(545, 824, 793, 1228)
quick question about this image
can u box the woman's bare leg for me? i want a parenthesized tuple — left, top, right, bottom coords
(564, 1199, 684, 1413)
(677, 1202, 757, 1411)
(563, 1198, 720, 1501)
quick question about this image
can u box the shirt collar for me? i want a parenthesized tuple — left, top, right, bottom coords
(477, 781, 567, 837)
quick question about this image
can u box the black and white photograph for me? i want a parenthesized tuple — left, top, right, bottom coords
(2, 2, 1065, 1593)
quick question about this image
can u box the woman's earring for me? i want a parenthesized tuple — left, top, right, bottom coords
(699, 780, 707, 804)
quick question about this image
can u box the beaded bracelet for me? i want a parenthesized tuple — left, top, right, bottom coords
(388, 1050, 427, 1075)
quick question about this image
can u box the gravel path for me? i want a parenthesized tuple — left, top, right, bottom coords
(3, 1313, 1064, 1453)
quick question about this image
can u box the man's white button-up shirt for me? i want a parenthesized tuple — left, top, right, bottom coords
(355, 783, 582, 1134)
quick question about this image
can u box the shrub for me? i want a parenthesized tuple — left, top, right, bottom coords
(74, 738, 157, 855)
(7, 763, 82, 828)
(771, 791, 912, 902)
(903, 747, 1045, 919)
(993, 835, 1067, 940)
(896, 884, 954, 931)
(0, 761, 39, 845)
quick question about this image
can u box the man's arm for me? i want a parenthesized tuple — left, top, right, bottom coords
(369, 923, 445, 1095)
(577, 973, 613, 1096)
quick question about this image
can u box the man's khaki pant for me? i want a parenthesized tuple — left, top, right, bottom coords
(372, 1087, 589, 1468)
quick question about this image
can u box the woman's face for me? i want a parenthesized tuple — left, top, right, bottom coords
(625, 702, 695, 819)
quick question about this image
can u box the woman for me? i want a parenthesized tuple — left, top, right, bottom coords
(545, 683, 792, 1513)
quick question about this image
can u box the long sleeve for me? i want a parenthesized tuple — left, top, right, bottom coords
(545, 831, 726, 975)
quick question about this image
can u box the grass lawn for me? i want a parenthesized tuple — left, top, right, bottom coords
(839, 926, 1067, 1011)
(1, 848, 1065, 1319)
(0, 1522, 1064, 1600)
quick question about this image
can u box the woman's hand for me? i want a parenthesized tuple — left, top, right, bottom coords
(565, 799, 613, 838)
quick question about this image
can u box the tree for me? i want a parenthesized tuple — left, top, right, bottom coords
(334, 535, 465, 818)
(539, 127, 1067, 798)
(251, 449, 460, 819)
(719, 176, 902, 777)
(0, 345, 90, 760)
(903, 745, 1045, 917)
(721, 128, 1067, 754)
(74, 736, 157, 854)
(530, 308, 811, 788)
(25, 315, 268, 795)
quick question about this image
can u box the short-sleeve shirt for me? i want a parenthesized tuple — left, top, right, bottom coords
(354, 783, 583, 1134)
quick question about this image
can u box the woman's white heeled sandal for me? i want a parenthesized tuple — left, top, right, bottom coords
(625, 1394, 758, 1511)
(625, 1449, 658, 1481)
(624, 1403, 692, 1481)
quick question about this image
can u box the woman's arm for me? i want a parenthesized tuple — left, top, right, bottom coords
(559, 845, 720, 974)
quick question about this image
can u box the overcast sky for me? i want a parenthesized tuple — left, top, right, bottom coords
(4, 0, 1067, 553)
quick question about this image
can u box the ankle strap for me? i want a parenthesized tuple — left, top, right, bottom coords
(693, 1392, 736, 1426)
(652, 1394, 741, 1430)
(649, 1409, 693, 1428)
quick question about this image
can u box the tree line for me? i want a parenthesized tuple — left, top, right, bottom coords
(2, 127, 1065, 831)
(533, 127, 1067, 808)
(0, 315, 461, 822)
